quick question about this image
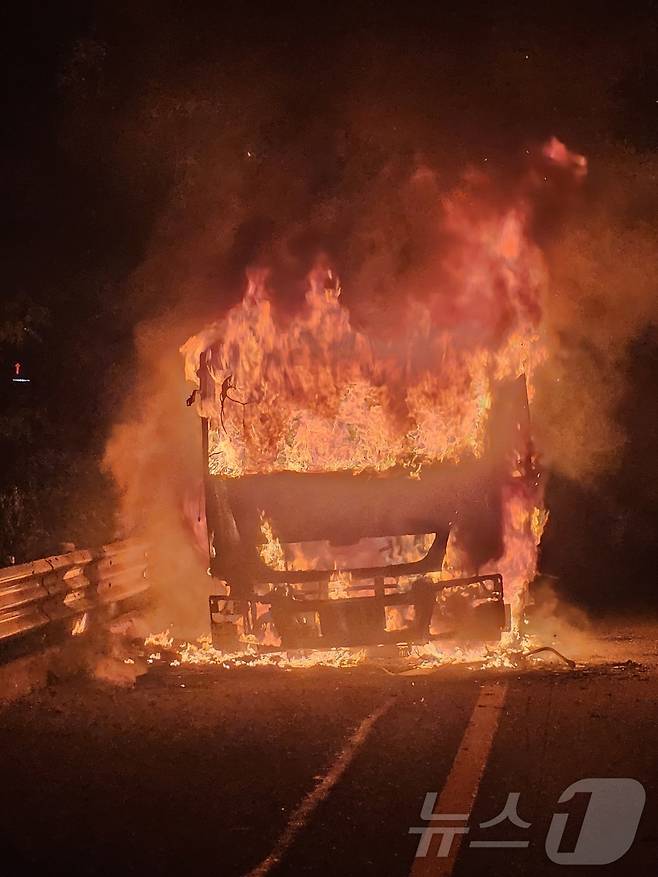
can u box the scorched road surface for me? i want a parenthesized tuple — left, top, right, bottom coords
(0, 652, 656, 876)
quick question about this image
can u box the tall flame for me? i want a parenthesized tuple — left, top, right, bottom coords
(182, 199, 547, 480)
(177, 151, 582, 629)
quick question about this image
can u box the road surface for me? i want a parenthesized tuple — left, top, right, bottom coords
(0, 627, 656, 876)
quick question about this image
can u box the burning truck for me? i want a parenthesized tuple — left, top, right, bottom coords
(182, 242, 547, 652)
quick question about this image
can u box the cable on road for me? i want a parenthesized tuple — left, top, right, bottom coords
(524, 646, 576, 668)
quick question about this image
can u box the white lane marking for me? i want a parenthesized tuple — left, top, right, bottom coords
(410, 681, 508, 877)
(244, 696, 397, 877)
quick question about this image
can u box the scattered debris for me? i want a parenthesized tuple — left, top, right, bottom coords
(525, 646, 576, 668)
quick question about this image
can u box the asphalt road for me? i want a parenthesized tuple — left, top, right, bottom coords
(0, 633, 656, 877)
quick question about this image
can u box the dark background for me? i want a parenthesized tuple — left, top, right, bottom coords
(1, 0, 657, 611)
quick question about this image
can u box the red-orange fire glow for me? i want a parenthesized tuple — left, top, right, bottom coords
(177, 141, 586, 637)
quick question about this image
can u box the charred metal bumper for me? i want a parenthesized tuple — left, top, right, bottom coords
(209, 572, 509, 650)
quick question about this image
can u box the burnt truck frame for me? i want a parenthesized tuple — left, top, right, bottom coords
(196, 350, 537, 650)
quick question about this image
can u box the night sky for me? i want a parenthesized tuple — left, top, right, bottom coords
(1, 1, 657, 610)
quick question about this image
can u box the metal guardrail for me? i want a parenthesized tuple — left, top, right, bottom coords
(0, 540, 150, 656)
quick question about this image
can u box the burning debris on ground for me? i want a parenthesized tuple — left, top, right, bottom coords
(138, 626, 579, 674)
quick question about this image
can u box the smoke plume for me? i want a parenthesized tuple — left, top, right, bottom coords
(95, 42, 658, 627)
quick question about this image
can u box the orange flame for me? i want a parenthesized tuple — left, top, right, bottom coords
(179, 158, 571, 629)
(182, 208, 547, 480)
